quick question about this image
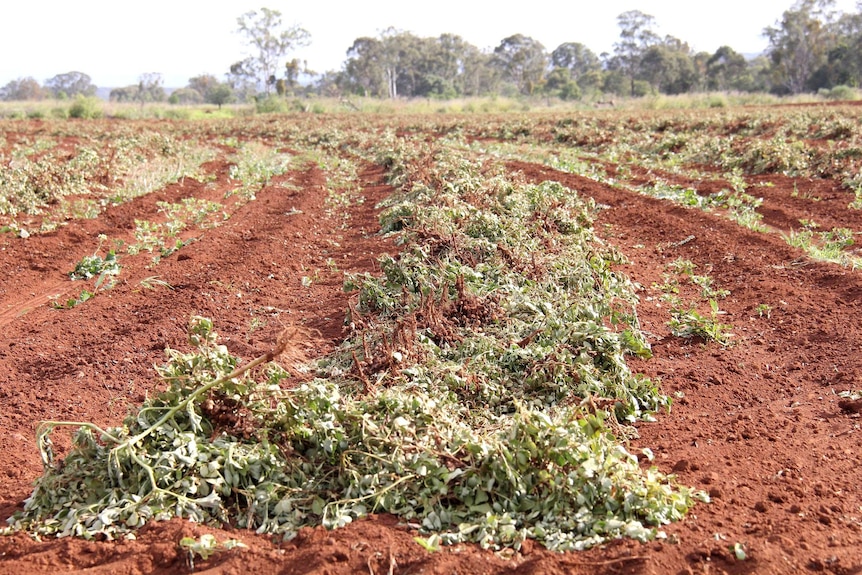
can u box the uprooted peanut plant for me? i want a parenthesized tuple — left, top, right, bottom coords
(8, 136, 703, 551)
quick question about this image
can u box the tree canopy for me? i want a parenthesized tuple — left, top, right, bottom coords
(45, 72, 96, 99)
(0, 77, 44, 101)
(340, 30, 499, 99)
(234, 8, 311, 94)
(765, 0, 839, 93)
(493, 34, 548, 95)
(551, 43, 601, 82)
(109, 73, 165, 104)
(7, 3, 862, 104)
(611, 10, 660, 96)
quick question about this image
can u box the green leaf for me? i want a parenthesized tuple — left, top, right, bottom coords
(415, 534, 441, 552)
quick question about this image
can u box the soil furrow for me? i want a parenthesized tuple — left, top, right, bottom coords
(511, 160, 862, 574)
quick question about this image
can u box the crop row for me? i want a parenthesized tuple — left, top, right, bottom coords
(8, 124, 702, 551)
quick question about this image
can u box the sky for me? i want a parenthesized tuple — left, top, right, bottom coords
(1, 0, 860, 89)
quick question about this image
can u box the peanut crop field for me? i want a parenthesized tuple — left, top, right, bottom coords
(0, 106, 860, 574)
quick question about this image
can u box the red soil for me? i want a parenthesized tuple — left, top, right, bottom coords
(0, 119, 860, 575)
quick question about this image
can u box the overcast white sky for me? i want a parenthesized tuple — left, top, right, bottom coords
(1, 0, 859, 88)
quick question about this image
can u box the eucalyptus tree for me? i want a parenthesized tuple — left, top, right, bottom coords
(235, 7, 311, 94)
(809, 8, 862, 89)
(548, 42, 602, 97)
(227, 60, 258, 101)
(343, 36, 387, 97)
(638, 36, 698, 94)
(44, 72, 96, 99)
(461, 47, 502, 96)
(136, 73, 165, 103)
(206, 83, 235, 108)
(378, 28, 424, 98)
(342, 30, 489, 98)
(107, 73, 164, 104)
(432, 33, 473, 95)
(493, 34, 548, 95)
(550, 42, 601, 82)
(612, 10, 660, 96)
(188, 74, 220, 100)
(706, 46, 750, 91)
(404, 33, 495, 98)
(188, 74, 235, 107)
(0, 77, 44, 101)
(544, 67, 581, 99)
(763, 0, 838, 93)
(342, 30, 415, 98)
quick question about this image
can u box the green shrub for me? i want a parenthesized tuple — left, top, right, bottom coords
(819, 85, 858, 101)
(255, 95, 290, 114)
(168, 88, 203, 105)
(162, 108, 192, 120)
(68, 96, 103, 119)
(632, 80, 654, 98)
(708, 94, 729, 108)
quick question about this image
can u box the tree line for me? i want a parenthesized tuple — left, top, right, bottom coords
(2, 0, 860, 104)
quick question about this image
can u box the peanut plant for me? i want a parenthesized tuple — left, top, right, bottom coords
(9, 134, 702, 552)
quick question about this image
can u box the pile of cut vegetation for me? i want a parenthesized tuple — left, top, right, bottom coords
(7, 140, 701, 551)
